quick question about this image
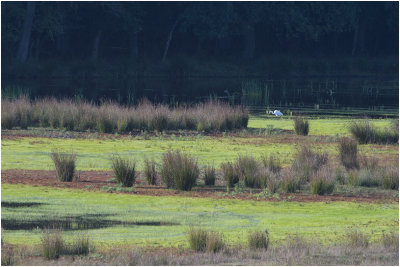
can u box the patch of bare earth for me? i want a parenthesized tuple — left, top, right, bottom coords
(2, 170, 397, 203)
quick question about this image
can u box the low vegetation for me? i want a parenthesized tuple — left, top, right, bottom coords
(144, 158, 158, 185)
(188, 228, 224, 253)
(248, 230, 269, 250)
(51, 150, 77, 182)
(349, 120, 398, 144)
(310, 167, 335, 195)
(1, 97, 249, 133)
(161, 150, 199, 191)
(41, 228, 64, 260)
(294, 117, 309, 136)
(111, 155, 137, 187)
(338, 137, 359, 170)
(203, 166, 216, 186)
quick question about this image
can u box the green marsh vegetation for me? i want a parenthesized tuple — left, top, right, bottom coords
(2, 184, 398, 248)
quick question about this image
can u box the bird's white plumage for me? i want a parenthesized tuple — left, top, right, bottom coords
(269, 110, 283, 117)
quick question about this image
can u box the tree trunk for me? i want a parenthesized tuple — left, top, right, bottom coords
(162, 18, 180, 63)
(129, 32, 139, 61)
(92, 30, 102, 60)
(16, 2, 35, 63)
(243, 23, 255, 60)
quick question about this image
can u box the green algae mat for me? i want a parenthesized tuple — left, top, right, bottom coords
(2, 184, 398, 248)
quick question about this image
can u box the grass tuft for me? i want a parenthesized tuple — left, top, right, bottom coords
(310, 166, 335, 195)
(338, 137, 359, 170)
(203, 166, 216, 186)
(294, 117, 309, 136)
(349, 120, 398, 144)
(51, 150, 76, 182)
(144, 158, 158, 185)
(161, 150, 199, 191)
(41, 228, 64, 260)
(248, 230, 269, 250)
(111, 155, 137, 187)
(221, 162, 240, 188)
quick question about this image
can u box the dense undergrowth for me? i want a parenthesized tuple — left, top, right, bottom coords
(1, 97, 249, 133)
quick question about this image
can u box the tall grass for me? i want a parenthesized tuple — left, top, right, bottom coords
(221, 162, 240, 188)
(188, 228, 224, 253)
(338, 137, 359, 170)
(51, 150, 76, 182)
(291, 146, 328, 183)
(1, 97, 248, 132)
(248, 230, 269, 250)
(203, 166, 216, 186)
(111, 155, 137, 187)
(41, 228, 64, 260)
(310, 166, 335, 195)
(349, 120, 398, 144)
(144, 158, 158, 185)
(294, 117, 309, 136)
(161, 150, 199, 191)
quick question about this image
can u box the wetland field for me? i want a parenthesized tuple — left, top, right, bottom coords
(1, 99, 398, 265)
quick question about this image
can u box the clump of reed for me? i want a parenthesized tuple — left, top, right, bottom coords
(1, 97, 248, 133)
(161, 150, 199, 191)
(188, 228, 225, 253)
(294, 117, 309, 136)
(203, 166, 216, 186)
(310, 166, 335, 195)
(291, 146, 328, 183)
(221, 162, 240, 188)
(144, 158, 158, 185)
(248, 230, 269, 250)
(111, 155, 137, 187)
(51, 150, 77, 182)
(349, 120, 398, 144)
(41, 228, 64, 260)
(338, 137, 359, 170)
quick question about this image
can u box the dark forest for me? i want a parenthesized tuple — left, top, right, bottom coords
(2, 1, 399, 108)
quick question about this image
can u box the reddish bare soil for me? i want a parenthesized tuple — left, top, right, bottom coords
(2, 169, 397, 203)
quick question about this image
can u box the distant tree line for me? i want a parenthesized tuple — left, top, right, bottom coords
(2, 1, 398, 65)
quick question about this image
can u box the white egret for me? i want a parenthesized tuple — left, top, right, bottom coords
(269, 110, 283, 117)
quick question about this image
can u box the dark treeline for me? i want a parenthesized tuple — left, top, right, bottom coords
(3, 1, 398, 66)
(1, 1, 399, 108)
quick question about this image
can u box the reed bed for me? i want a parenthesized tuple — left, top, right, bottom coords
(1, 97, 248, 133)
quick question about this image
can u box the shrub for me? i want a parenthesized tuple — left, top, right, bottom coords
(294, 117, 309, 136)
(310, 167, 335, 195)
(160, 150, 199, 191)
(221, 162, 240, 188)
(261, 154, 281, 173)
(111, 155, 137, 187)
(188, 228, 208, 252)
(382, 166, 399, 190)
(291, 146, 328, 182)
(51, 150, 76, 182)
(42, 228, 64, 260)
(281, 169, 301, 193)
(236, 155, 261, 188)
(338, 137, 359, 170)
(203, 166, 216, 186)
(144, 158, 158, 185)
(345, 230, 369, 248)
(248, 230, 269, 250)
